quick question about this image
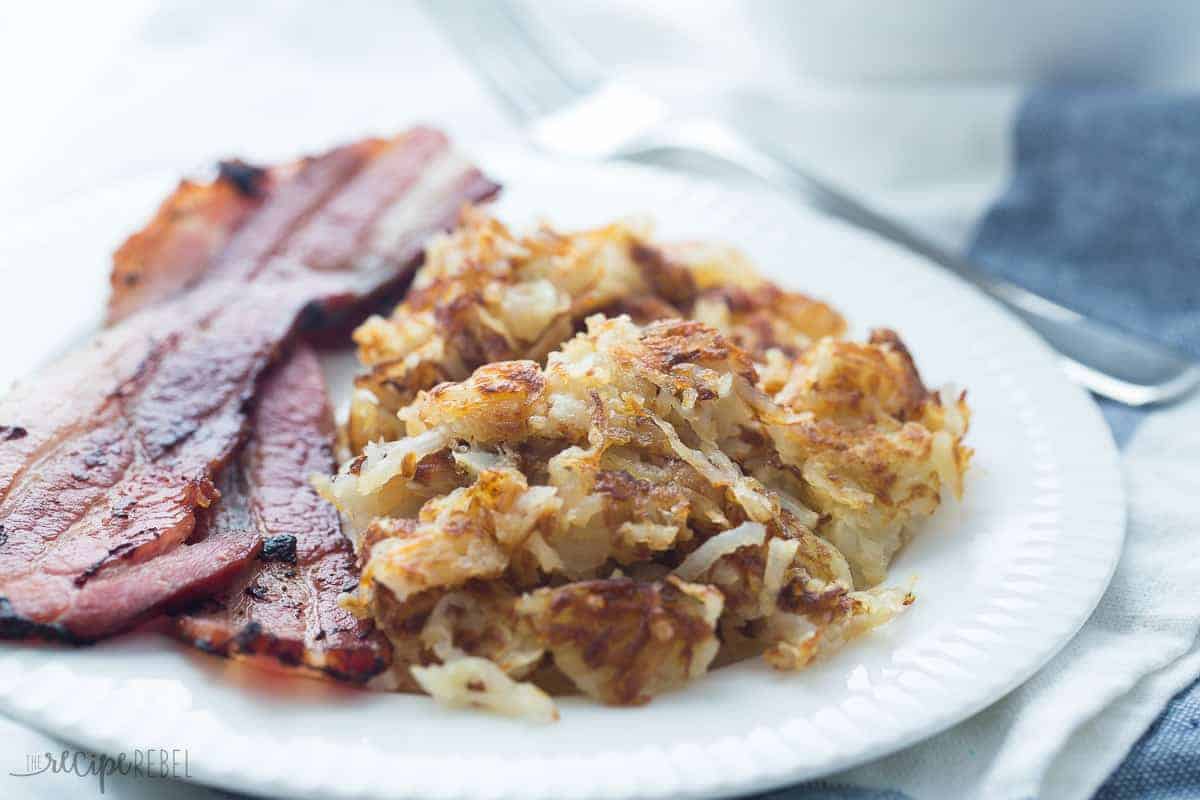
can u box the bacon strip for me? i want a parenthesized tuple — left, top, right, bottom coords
(174, 345, 389, 682)
(107, 161, 264, 325)
(0, 128, 498, 641)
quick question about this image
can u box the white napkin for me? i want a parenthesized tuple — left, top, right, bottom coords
(1, 4, 1196, 799)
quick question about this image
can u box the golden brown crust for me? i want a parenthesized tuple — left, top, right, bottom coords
(517, 577, 721, 705)
(691, 284, 847, 358)
(345, 210, 848, 454)
(635, 318, 760, 388)
(629, 240, 698, 305)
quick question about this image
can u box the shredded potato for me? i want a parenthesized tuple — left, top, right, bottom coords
(674, 521, 767, 581)
(324, 210, 971, 719)
(412, 657, 558, 722)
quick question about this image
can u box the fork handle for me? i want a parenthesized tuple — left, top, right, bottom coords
(623, 119, 1200, 407)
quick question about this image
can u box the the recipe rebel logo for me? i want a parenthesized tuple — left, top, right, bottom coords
(9, 747, 191, 794)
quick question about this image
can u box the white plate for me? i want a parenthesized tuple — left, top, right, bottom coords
(0, 150, 1124, 800)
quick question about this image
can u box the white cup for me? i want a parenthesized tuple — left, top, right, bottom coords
(746, 0, 1200, 85)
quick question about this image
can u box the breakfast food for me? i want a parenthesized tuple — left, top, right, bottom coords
(0, 131, 970, 719)
(174, 345, 390, 682)
(323, 213, 971, 717)
(0, 128, 498, 642)
(347, 211, 847, 453)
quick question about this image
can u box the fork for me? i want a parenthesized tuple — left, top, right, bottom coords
(422, 0, 1200, 407)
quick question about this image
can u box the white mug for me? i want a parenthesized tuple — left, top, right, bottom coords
(746, 0, 1200, 85)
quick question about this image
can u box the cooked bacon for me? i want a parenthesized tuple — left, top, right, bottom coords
(174, 345, 389, 682)
(107, 161, 266, 325)
(0, 128, 499, 641)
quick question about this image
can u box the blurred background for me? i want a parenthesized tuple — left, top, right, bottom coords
(6, 0, 1198, 383)
(7, 0, 1200, 249)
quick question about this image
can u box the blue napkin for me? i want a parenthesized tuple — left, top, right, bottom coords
(971, 90, 1200, 447)
(776, 90, 1200, 799)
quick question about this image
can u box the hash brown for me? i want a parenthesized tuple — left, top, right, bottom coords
(321, 212, 970, 717)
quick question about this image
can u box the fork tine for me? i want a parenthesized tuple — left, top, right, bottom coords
(420, 0, 582, 122)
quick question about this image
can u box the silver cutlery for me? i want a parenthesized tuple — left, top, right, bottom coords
(422, 0, 1200, 407)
